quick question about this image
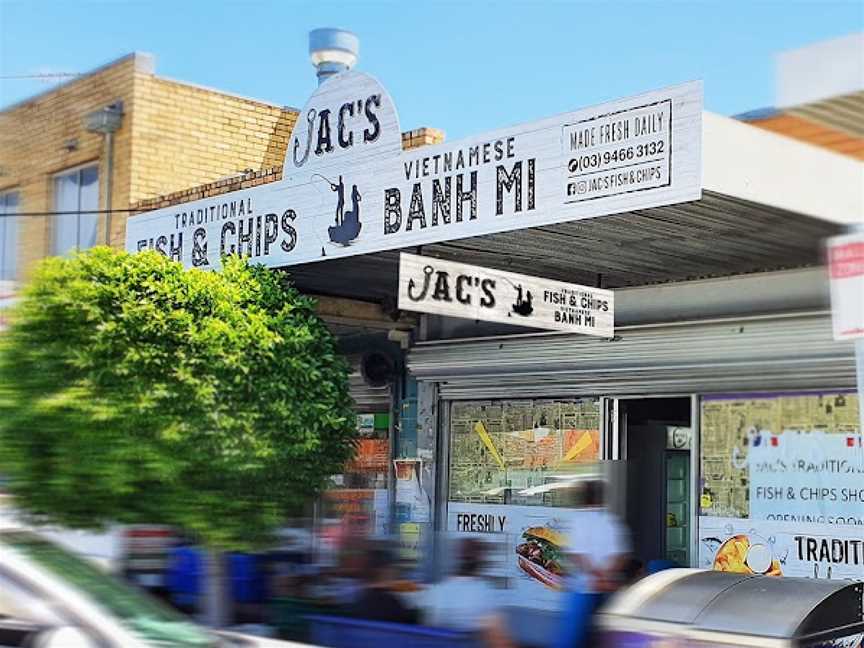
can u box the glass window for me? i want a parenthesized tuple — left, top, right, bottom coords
(53, 166, 99, 255)
(0, 566, 69, 625)
(700, 390, 860, 520)
(448, 398, 601, 507)
(697, 390, 863, 580)
(0, 192, 18, 281)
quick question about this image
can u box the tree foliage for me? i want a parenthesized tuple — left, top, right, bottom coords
(0, 248, 358, 549)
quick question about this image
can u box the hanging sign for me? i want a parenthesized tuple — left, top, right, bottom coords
(126, 71, 702, 269)
(398, 252, 613, 335)
(828, 232, 864, 341)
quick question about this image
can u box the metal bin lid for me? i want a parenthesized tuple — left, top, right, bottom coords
(600, 568, 864, 644)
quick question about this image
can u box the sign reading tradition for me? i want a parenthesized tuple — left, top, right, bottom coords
(126, 71, 702, 269)
(398, 253, 614, 335)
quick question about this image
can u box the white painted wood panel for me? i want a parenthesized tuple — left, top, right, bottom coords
(126, 72, 702, 270)
(398, 253, 614, 336)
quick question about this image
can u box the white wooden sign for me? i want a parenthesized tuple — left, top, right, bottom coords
(126, 71, 702, 269)
(398, 253, 613, 336)
(828, 232, 864, 341)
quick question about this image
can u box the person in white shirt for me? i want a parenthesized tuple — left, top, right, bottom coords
(567, 480, 631, 594)
(424, 537, 515, 648)
(555, 479, 632, 648)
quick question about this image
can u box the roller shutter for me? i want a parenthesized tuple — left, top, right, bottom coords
(407, 312, 857, 399)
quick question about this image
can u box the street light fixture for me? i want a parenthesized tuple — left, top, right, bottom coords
(84, 101, 124, 246)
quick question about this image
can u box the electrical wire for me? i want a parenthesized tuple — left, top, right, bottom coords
(0, 208, 150, 219)
(0, 73, 81, 80)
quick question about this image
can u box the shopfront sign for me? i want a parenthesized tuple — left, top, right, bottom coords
(126, 71, 702, 268)
(398, 252, 614, 335)
(828, 231, 864, 341)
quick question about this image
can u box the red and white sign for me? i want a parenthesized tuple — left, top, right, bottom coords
(828, 232, 864, 341)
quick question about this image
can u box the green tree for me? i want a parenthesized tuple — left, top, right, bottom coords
(0, 247, 358, 551)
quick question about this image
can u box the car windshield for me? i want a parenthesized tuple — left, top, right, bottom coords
(1, 531, 219, 647)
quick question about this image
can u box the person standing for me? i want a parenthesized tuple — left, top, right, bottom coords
(349, 548, 418, 624)
(554, 479, 631, 648)
(424, 538, 516, 648)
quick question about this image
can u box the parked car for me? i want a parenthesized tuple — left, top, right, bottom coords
(0, 528, 311, 647)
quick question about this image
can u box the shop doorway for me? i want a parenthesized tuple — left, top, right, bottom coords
(615, 397, 694, 567)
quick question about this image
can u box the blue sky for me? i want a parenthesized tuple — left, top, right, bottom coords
(1, 1, 861, 140)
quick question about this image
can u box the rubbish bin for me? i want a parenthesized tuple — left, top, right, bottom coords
(595, 568, 864, 647)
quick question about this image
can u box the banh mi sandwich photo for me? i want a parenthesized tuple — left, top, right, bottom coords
(515, 526, 567, 590)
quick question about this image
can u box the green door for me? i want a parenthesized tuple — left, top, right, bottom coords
(665, 451, 690, 566)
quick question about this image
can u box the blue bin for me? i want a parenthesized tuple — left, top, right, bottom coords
(307, 615, 482, 648)
(166, 545, 203, 608)
(228, 553, 267, 604)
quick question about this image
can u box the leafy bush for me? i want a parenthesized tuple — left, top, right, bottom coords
(0, 247, 357, 549)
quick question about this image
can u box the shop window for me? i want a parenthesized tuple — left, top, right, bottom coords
(448, 398, 601, 507)
(698, 390, 862, 580)
(0, 191, 19, 281)
(53, 165, 99, 256)
(699, 390, 860, 521)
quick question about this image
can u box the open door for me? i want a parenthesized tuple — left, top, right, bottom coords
(613, 397, 694, 566)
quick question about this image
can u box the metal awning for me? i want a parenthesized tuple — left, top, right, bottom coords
(286, 189, 842, 300)
(599, 569, 864, 646)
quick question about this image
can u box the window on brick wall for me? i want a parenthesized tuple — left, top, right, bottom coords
(53, 165, 99, 256)
(0, 191, 19, 281)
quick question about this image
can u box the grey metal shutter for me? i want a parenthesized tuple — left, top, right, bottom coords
(407, 312, 857, 399)
(347, 354, 392, 411)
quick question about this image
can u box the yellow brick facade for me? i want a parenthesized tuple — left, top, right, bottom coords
(0, 51, 444, 280)
(0, 52, 299, 278)
(0, 55, 138, 277)
(127, 75, 297, 216)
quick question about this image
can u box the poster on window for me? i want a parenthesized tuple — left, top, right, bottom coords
(699, 391, 861, 580)
(700, 391, 860, 519)
(447, 502, 614, 610)
(699, 516, 864, 580)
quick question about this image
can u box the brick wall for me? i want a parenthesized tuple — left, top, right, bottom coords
(0, 54, 141, 277)
(2, 50, 446, 279)
(128, 75, 297, 206)
(0, 52, 301, 277)
(402, 127, 445, 150)
(118, 65, 298, 248)
(130, 126, 447, 214)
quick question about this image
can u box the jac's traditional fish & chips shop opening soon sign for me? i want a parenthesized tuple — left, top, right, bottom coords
(126, 71, 702, 282)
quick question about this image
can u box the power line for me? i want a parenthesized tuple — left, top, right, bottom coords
(0, 208, 152, 219)
(0, 73, 82, 80)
